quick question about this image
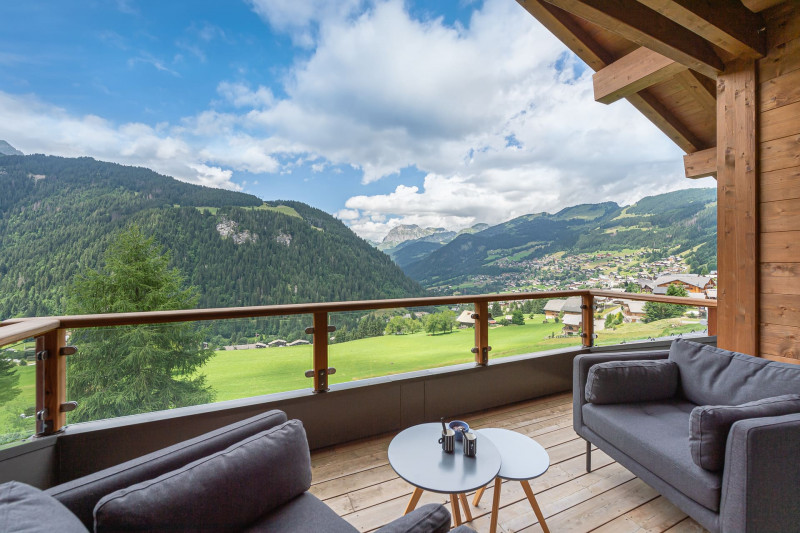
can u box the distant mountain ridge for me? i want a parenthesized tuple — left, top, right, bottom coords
(403, 189, 717, 288)
(379, 222, 489, 267)
(0, 141, 22, 156)
(0, 154, 423, 328)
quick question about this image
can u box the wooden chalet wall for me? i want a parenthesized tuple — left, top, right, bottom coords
(759, 2, 800, 361)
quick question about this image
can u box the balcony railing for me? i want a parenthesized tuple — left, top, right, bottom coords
(0, 289, 716, 437)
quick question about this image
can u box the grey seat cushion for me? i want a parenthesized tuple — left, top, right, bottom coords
(94, 420, 311, 532)
(0, 481, 88, 533)
(585, 360, 679, 404)
(690, 394, 800, 471)
(583, 399, 722, 511)
(668, 339, 800, 406)
(243, 493, 358, 533)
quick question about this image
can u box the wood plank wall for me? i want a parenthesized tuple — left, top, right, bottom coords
(758, 2, 800, 361)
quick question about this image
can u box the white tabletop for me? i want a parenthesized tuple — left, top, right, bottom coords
(477, 428, 550, 481)
(388, 423, 501, 494)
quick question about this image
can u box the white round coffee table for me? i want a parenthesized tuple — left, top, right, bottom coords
(475, 428, 551, 533)
(388, 423, 501, 527)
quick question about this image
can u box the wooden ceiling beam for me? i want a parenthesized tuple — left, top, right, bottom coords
(741, 0, 787, 13)
(627, 91, 706, 152)
(684, 147, 717, 179)
(637, 0, 766, 58)
(540, 0, 725, 78)
(593, 47, 688, 104)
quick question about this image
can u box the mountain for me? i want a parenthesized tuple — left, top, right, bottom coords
(404, 190, 717, 288)
(381, 222, 489, 267)
(0, 155, 423, 331)
(0, 141, 22, 156)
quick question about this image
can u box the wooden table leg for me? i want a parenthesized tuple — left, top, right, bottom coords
(450, 494, 463, 526)
(490, 478, 502, 533)
(472, 484, 487, 506)
(458, 493, 473, 522)
(405, 487, 423, 515)
(521, 480, 550, 533)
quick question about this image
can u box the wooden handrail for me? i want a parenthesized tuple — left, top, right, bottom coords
(0, 318, 61, 347)
(0, 289, 714, 332)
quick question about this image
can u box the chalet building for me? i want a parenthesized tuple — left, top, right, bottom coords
(621, 300, 647, 323)
(652, 274, 715, 294)
(561, 313, 582, 335)
(456, 310, 475, 328)
(286, 339, 310, 347)
(267, 339, 287, 348)
(543, 296, 583, 320)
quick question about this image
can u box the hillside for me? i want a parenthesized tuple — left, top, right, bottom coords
(0, 155, 423, 331)
(381, 222, 490, 267)
(404, 189, 717, 290)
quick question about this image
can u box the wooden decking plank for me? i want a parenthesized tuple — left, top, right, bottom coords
(589, 496, 688, 533)
(310, 463, 397, 500)
(663, 517, 708, 532)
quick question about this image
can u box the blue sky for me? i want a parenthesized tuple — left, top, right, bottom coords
(0, 0, 711, 241)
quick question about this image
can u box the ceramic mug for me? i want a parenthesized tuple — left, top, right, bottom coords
(438, 429, 455, 453)
(462, 431, 477, 457)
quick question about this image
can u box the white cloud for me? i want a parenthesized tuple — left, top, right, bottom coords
(217, 82, 275, 108)
(246, 0, 364, 47)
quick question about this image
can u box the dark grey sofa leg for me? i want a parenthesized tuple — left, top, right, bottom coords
(586, 440, 591, 473)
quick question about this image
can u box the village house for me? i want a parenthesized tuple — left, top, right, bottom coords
(543, 296, 583, 320)
(621, 300, 647, 323)
(561, 313, 581, 335)
(652, 274, 715, 294)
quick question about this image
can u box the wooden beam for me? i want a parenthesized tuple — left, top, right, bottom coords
(741, 0, 787, 13)
(35, 328, 67, 434)
(637, 0, 766, 58)
(540, 0, 725, 78)
(716, 59, 759, 356)
(593, 47, 687, 104)
(473, 301, 489, 365)
(684, 147, 717, 179)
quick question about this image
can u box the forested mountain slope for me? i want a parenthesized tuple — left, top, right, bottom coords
(404, 189, 717, 287)
(0, 155, 422, 320)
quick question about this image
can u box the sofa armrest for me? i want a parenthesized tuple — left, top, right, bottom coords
(374, 503, 452, 533)
(720, 413, 800, 533)
(573, 350, 669, 435)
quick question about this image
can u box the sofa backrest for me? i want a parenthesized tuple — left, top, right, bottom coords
(46, 409, 287, 529)
(669, 339, 800, 406)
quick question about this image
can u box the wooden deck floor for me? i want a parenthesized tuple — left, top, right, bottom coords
(309, 392, 708, 532)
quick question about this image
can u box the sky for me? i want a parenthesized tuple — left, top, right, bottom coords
(0, 0, 714, 242)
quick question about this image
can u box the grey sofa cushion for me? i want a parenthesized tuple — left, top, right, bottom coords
(49, 409, 288, 529)
(668, 339, 800, 406)
(375, 503, 452, 533)
(583, 399, 722, 512)
(243, 492, 357, 533)
(690, 394, 800, 472)
(94, 420, 311, 532)
(0, 481, 88, 533)
(585, 360, 678, 404)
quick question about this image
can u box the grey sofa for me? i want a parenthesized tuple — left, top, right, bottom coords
(1, 409, 470, 532)
(574, 339, 800, 533)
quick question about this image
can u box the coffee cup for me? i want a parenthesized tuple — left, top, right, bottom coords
(438, 429, 455, 453)
(463, 431, 477, 457)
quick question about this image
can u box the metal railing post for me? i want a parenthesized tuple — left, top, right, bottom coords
(35, 328, 67, 435)
(472, 301, 490, 365)
(581, 293, 595, 348)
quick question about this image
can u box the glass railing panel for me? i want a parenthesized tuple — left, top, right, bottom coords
(65, 317, 313, 425)
(485, 299, 582, 359)
(328, 306, 474, 384)
(0, 339, 37, 449)
(592, 297, 709, 347)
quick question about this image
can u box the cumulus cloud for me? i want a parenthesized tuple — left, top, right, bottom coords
(246, 0, 364, 47)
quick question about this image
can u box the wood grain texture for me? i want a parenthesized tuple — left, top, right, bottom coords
(593, 47, 686, 104)
(761, 229, 800, 261)
(761, 197, 800, 232)
(761, 99, 800, 141)
(684, 147, 717, 178)
(760, 67, 800, 110)
(766, 2, 800, 49)
(35, 328, 67, 434)
(716, 59, 759, 355)
(760, 323, 800, 360)
(761, 134, 800, 172)
(758, 35, 800, 81)
(761, 293, 800, 327)
(760, 166, 800, 202)
(761, 263, 800, 294)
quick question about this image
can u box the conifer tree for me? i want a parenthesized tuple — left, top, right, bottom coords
(0, 358, 21, 405)
(66, 226, 214, 423)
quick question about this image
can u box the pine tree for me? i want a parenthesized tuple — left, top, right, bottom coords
(0, 358, 21, 405)
(66, 226, 214, 423)
(643, 284, 689, 323)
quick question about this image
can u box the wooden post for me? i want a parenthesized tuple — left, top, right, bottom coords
(312, 312, 329, 392)
(716, 58, 759, 355)
(35, 328, 67, 435)
(473, 301, 490, 365)
(707, 307, 718, 336)
(581, 294, 595, 348)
